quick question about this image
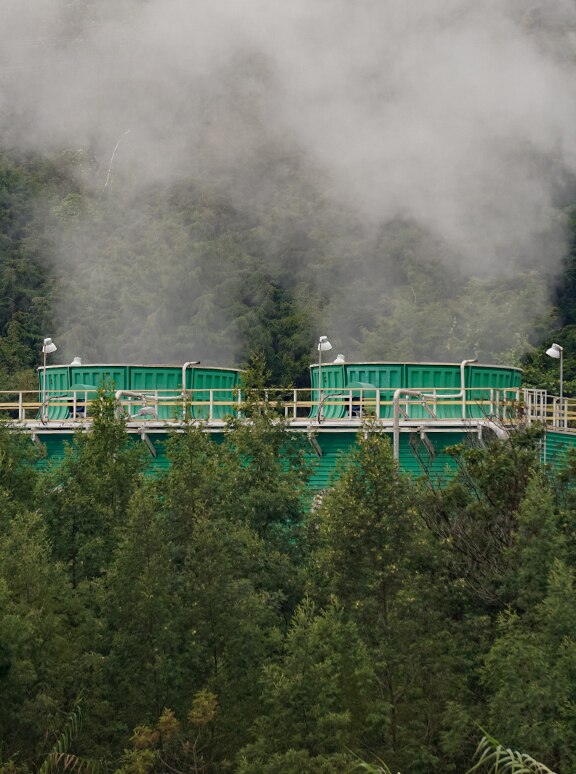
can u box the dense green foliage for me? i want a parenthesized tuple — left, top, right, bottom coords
(0, 399, 573, 772)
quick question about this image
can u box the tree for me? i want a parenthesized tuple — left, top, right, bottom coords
(310, 432, 477, 772)
(238, 598, 374, 774)
(0, 513, 81, 765)
(96, 483, 185, 749)
(0, 422, 41, 525)
(482, 561, 576, 771)
(239, 280, 314, 387)
(41, 390, 147, 587)
(417, 429, 543, 606)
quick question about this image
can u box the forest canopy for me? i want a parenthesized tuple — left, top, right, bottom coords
(0, 397, 573, 772)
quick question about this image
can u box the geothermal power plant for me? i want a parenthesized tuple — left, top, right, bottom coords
(2, 342, 573, 489)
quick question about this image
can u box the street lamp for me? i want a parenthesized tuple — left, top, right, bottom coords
(41, 337, 57, 420)
(317, 335, 332, 420)
(546, 342, 564, 399)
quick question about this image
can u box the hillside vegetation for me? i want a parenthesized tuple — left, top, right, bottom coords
(1, 148, 574, 390)
(0, 396, 574, 772)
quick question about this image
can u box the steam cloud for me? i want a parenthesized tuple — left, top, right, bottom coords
(2, 0, 576, 361)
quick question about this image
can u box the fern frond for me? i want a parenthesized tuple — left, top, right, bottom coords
(38, 704, 101, 774)
(41, 752, 101, 774)
(466, 734, 557, 774)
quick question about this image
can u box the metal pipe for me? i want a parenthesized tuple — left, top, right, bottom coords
(318, 346, 323, 420)
(478, 419, 509, 440)
(560, 346, 564, 402)
(41, 349, 47, 422)
(181, 361, 200, 418)
(459, 358, 478, 418)
(393, 388, 427, 461)
(391, 359, 476, 460)
(115, 389, 125, 418)
(318, 391, 349, 423)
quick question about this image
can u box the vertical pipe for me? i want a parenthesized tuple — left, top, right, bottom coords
(181, 361, 200, 420)
(318, 347, 323, 421)
(460, 358, 477, 419)
(41, 350, 47, 422)
(393, 391, 400, 461)
(560, 347, 564, 402)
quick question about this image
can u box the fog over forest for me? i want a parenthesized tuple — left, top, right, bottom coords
(2, 0, 576, 362)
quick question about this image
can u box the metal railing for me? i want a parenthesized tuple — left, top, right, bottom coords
(0, 385, 532, 425)
(522, 388, 576, 430)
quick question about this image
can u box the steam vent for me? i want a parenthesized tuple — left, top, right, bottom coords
(3, 358, 575, 489)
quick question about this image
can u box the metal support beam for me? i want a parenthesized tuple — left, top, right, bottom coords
(140, 432, 157, 457)
(307, 433, 322, 457)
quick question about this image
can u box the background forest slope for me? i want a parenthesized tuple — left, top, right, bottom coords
(2, 147, 576, 390)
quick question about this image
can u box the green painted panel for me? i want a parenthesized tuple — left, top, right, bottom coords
(129, 367, 179, 391)
(68, 367, 128, 419)
(33, 432, 69, 467)
(35, 425, 569, 493)
(188, 368, 241, 420)
(543, 430, 576, 470)
(39, 367, 70, 420)
(302, 429, 470, 490)
(406, 365, 462, 419)
(305, 432, 359, 489)
(309, 365, 346, 419)
(71, 367, 128, 389)
(129, 367, 182, 419)
(466, 366, 521, 419)
(345, 365, 404, 418)
(398, 431, 462, 479)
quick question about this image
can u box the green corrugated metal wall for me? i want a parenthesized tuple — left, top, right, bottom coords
(71, 366, 128, 389)
(188, 368, 240, 419)
(309, 365, 346, 420)
(305, 432, 358, 489)
(542, 430, 576, 470)
(31, 426, 570, 491)
(42, 367, 70, 420)
(309, 362, 521, 422)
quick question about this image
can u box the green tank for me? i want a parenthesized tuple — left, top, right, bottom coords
(310, 361, 522, 421)
(39, 363, 243, 421)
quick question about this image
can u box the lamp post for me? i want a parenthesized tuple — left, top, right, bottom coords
(317, 335, 332, 421)
(546, 342, 564, 400)
(41, 337, 57, 420)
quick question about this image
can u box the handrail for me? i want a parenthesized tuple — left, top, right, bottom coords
(0, 385, 530, 426)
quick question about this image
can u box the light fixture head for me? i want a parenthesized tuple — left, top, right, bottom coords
(70, 356, 82, 366)
(546, 343, 563, 359)
(318, 335, 333, 352)
(333, 354, 346, 364)
(42, 337, 57, 354)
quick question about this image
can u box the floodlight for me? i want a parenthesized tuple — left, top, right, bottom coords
(42, 337, 57, 354)
(546, 342, 564, 399)
(546, 343, 562, 359)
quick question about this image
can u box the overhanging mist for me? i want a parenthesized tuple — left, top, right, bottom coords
(2, 0, 576, 364)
